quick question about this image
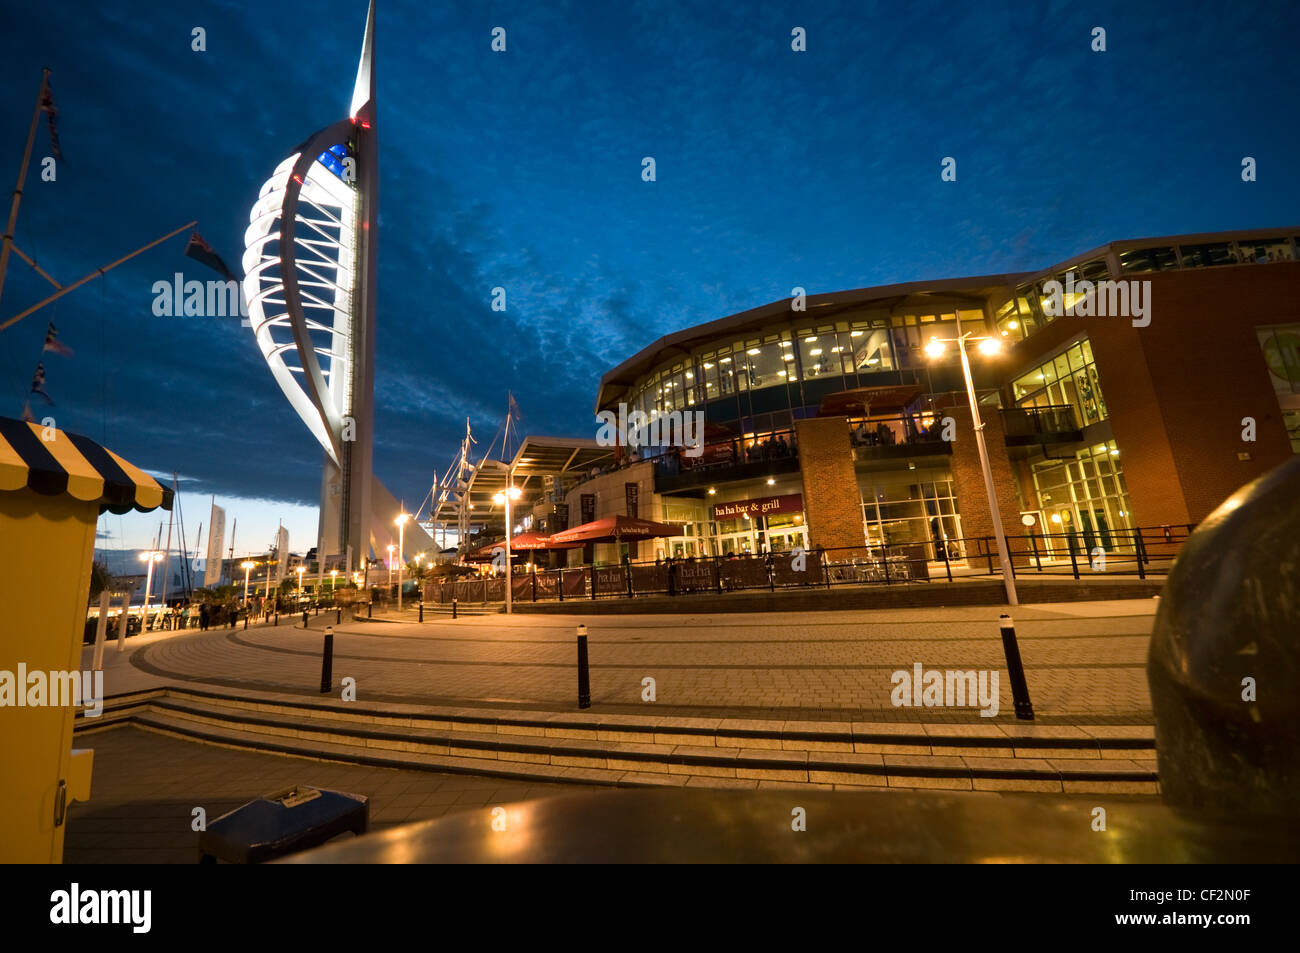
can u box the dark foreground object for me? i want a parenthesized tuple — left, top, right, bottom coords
(280, 788, 1299, 864)
(199, 786, 368, 864)
(1149, 454, 1300, 819)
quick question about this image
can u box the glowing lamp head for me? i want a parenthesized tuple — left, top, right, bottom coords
(395, 513, 410, 527)
(241, 561, 255, 570)
(977, 337, 1002, 355)
(924, 338, 946, 359)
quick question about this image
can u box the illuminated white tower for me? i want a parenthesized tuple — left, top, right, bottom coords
(241, 1, 397, 572)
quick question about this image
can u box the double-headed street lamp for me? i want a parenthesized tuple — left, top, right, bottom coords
(330, 568, 339, 596)
(395, 512, 409, 611)
(492, 483, 522, 614)
(138, 550, 163, 630)
(924, 328, 1018, 606)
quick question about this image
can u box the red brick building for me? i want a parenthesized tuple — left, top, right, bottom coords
(581, 227, 1299, 564)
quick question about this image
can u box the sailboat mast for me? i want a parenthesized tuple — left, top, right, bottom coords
(159, 477, 176, 609)
(0, 69, 50, 309)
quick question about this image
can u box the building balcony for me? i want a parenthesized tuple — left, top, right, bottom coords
(1000, 404, 1084, 446)
(849, 414, 952, 463)
(653, 431, 801, 494)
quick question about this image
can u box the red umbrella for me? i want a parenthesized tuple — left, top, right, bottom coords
(550, 514, 680, 545)
(468, 532, 581, 560)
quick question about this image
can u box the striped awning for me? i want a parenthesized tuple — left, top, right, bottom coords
(0, 416, 173, 514)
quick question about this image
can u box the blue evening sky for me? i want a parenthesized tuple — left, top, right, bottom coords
(1, 0, 1297, 558)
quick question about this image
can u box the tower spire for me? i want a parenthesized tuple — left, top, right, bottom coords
(350, 0, 376, 121)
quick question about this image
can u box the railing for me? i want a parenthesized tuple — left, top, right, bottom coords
(848, 414, 946, 450)
(653, 428, 799, 478)
(1000, 404, 1081, 440)
(419, 523, 1196, 605)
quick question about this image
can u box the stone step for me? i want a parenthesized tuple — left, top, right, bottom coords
(77, 687, 1160, 794)
(81, 686, 1156, 757)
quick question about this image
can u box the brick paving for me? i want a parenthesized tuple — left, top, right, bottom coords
(89, 599, 1160, 724)
(64, 726, 597, 863)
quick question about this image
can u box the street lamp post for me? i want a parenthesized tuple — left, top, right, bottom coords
(492, 484, 522, 614)
(295, 564, 306, 602)
(386, 544, 395, 594)
(138, 550, 163, 631)
(395, 513, 409, 612)
(241, 560, 256, 605)
(330, 568, 338, 599)
(925, 329, 1018, 606)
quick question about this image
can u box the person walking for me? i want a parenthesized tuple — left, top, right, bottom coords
(199, 602, 209, 632)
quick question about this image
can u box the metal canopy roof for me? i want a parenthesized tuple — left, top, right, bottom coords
(430, 436, 614, 533)
(511, 435, 614, 478)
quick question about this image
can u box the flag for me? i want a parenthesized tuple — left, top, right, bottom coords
(40, 82, 62, 161)
(508, 391, 523, 422)
(42, 321, 73, 357)
(184, 230, 237, 283)
(29, 363, 54, 406)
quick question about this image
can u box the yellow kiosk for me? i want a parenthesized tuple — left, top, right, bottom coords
(0, 415, 171, 862)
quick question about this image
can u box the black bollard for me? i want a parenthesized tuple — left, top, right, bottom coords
(244, 612, 248, 630)
(998, 614, 1034, 720)
(452, 598, 457, 620)
(336, 607, 341, 625)
(576, 623, 591, 709)
(418, 601, 424, 623)
(302, 609, 309, 629)
(320, 625, 334, 694)
(274, 611, 279, 627)
(367, 601, 372, 619)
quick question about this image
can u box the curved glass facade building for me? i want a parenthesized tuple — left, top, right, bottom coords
(565, 227, 1300, 565)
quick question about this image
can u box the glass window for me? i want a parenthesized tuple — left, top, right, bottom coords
(1012, 339, 1107, 426)
(799, 330, 836, 380)
(1235, 237, 1295, 264)
(746, 342, 786, 389)
(716, 348, 736, 396)
(1119, 246, 1178, 273)
(1257, 323, 1300, 454)
(1178, 243, 1234, 268)
(701, 352, 720, 399)
(852, 327, 892, 371)
(1079, 258, 1109, 282)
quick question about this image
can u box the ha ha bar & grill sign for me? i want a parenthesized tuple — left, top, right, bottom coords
(711, 494, 803, 520)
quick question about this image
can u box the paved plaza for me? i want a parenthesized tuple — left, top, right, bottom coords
(89, 599, 1160, 725)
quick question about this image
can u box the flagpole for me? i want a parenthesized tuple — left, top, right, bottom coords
(0, 219, 197, 332)
(0, 69, 50, 313)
